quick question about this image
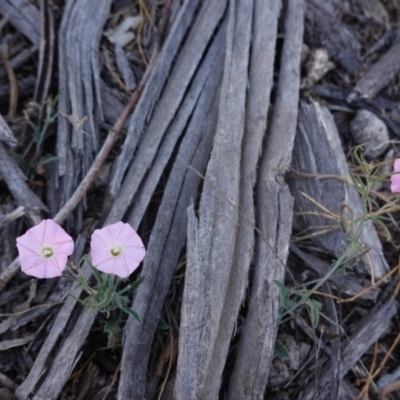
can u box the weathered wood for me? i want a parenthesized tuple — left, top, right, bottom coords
(56, 0, 111, 227)
(0, 142, 47, 213)
(15, 269, 94, 399)
(339, 380, 363, 400)
(300, 300, 397, 399)
(290, 100, 389, 279)
(114, 44, 137, 92)
(228, 0, 304, 398)
(117, 32, 225, 400)
(198, 0, 280, 395)
(0, 201, 20, 274)
(312, 84, 400, 137)
(177, 204, 203, 400)
(171, 0, 253, 397)
(0, 43, 18, 117)
(290, 245, 379, 301)
(305, 0, 361, 73)
(0, 76, 35, 108)
(0, 113, 17, 147)
(0, 45, 37, 80)
(316, 257, 341, 399)
(107, 0, 228, 223)
(15, 3, 226, 397)
(15, 230, 94, 400)
(0, 0, 40, 45)
(30, 298, 97, 400)
(348, 32, 400, 101)
(32, 0, 54, 113)
(127, 25, 226, 229)
(100, 80, 127, 127)
(109, 0, 201, 196)
(11, 279, 69, 330)
(0, 0, 121, 294)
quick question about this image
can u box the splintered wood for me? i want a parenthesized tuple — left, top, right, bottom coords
(1, 0, 399, 399)
(290, 101, 388, 280)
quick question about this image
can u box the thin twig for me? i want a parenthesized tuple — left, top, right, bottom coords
(0, 45, 18, 117)
(54, 51, 157, 224)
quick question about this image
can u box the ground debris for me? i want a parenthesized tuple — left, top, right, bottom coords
(1, 0, 400, 399)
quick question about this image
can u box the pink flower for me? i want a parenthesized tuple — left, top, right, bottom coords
(90, 222, 146, 278)
(391, 159, 400, 193)
(16, 219, 74, 278)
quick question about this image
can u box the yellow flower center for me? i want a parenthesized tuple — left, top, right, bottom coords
(110, 246, 121, 257)
(42, 247, 54, 258)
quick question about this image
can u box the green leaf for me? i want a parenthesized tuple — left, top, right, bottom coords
(308, 299, 322, 328)
(90, 264, 103, 285)
(158, 319, 169, 330)
(123, 307, 141, 323)
(69, 293, 85, 306)
(273, 280, 291, 310)
(95, 287, 115, 310)
(114, 293, 129, 309)
(117, 285, 132, 296)
(37, 156, 60, 166)
(131, 276, 145, 293)
(62, 273, 75, 281)
(274, 340, 289, 359)
(11, 151, 29, 172)
(28, 120, 40, 141)
(370, 217, 391, 241)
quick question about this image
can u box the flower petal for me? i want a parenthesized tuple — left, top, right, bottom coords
(95, 257, 123, 277)
(391, 176, 400, 193)
(17, 229, 43, 253)
(90, 222, 146, 277)
(16, 220, 74, 278)
(90, 233, 113, 265)
(391, 159, 400, 193)
(44, 220, 74, 255)
(394, 159, 400, 172)
(119, 224, 145, 248)
(100, 221, 124, 244)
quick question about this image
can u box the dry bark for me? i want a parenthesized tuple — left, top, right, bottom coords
(0, 76, 35, 108)
(0, 0, 40, 45)
(177, 204, 202, 400)
(33, 0, 54, 110)
(228, 1, 304, 398)
(15, 1, 227, 398)
(56, 0, 112, 229)
(0, 206, 24, 229)
(0, 113, 17, 147)
(291, 245, 379, 302)
(175, 0, 253, 398)
(1, 1, 397, 399)
(290, 100, 389, 279)
(117, 23, 226, 400)
(0, 142, 47, 214)
(300, 300, 397, 399)
(0, 45, 38, 80)
(107, 0, 227, 223)
(109, 0, 202, 196)
(311, 84, 400, 137)
(189, 0, 280, 396)
(15, 228, 95, 400)
(349, 32, 400, 101)
(305, 0, 361, 73)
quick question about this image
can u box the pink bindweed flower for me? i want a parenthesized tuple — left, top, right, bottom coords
(391, 159, 400, 193)
(16, 219, 74, 278)
(90, 221, 146, 278)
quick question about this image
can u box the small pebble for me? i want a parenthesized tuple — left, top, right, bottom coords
(301, 48, 335, 89)
(350, 109, 389, 159)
